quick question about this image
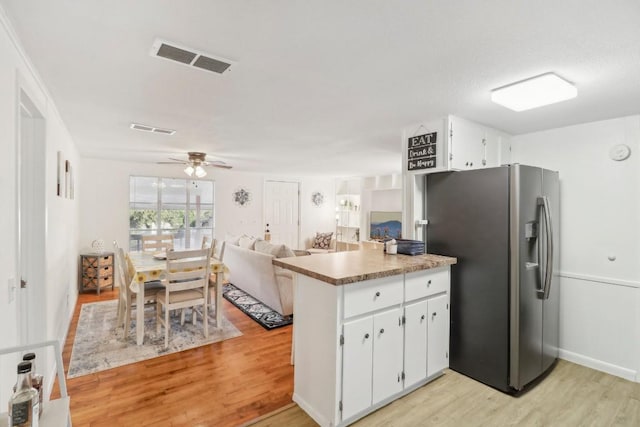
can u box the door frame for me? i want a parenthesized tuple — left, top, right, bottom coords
(15, 80, 47, 345)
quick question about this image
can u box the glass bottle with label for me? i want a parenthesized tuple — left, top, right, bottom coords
(21, 353, 43, 418)
(8, 361, 39, 427)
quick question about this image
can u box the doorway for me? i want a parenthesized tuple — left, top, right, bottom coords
(264, 181, 300, 249)
(16, 88, 47, 345)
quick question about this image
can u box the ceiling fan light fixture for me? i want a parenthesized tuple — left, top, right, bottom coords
(194, 166, 207, 178)
(184, 165, 195, 176)
(491, 72, 577, 111)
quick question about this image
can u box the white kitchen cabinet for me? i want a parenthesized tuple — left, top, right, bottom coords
(403, 300, 428, 387)
(291, 265, 451, 427)
(449, 116, 487, 170)
(342, 316, 374, 420)
(403, 115, 511, 174)
(342, 307, 404, 417)
(371, 308, 404, 404)
(428, 294, 450, 376)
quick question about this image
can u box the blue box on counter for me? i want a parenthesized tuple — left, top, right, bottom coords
(395, 239, 425, 256)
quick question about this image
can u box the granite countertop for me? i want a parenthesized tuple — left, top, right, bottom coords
(272, 250, 457, 286)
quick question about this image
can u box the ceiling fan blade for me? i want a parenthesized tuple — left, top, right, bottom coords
(210, 164, 233, 169)
(157, 161, 186, 164)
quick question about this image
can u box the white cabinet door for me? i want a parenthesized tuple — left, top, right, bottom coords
(403, 300, 428, 387)
(427, 294, 450, 377)
(449, 116, 487, 170)
(372, 308, 404, 404)
(342, 316, 373, 420)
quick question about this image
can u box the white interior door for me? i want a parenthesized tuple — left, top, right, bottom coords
(264, 181, 299, 248)
(17, 89, 46, 345)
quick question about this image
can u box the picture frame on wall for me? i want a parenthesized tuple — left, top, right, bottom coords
(57, 151, 62, 197)
(65, 160, 70, 198)
(369, 211, 402, 240)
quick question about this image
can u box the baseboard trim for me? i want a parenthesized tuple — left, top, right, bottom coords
(293, 393, 331, 427)
(559, 349, 637, 382)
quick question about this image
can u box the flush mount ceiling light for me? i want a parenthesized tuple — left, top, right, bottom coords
(491, 73, 577, 112)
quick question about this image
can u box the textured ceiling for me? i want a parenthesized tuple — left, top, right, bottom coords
(2, 0, 639, 176)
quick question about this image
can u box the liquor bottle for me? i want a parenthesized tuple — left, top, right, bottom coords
(8, 361, 39, 427)
(21, 353, 43, 418)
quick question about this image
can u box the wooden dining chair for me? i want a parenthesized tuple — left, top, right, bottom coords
(202, 237, 220, 313)
(156, 248, 211, 349)
(142, 234, 174, 252)
(114, 247, 163, 340)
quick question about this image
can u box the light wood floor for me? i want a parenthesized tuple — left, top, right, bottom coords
(248, 360, 640, 427)
(53, 288, 294, 426)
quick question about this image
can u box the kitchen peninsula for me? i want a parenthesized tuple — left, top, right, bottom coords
(273, 250, 457, 427)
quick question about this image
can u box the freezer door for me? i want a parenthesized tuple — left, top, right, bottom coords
(427, 168, 511, 392)
(509, 165, 544, 390)
(541, 169, 560, 371)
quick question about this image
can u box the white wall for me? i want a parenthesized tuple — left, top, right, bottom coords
(78, 158, 337, 254)
(512, 115, 640, 381)
(0, 6, 80, 409)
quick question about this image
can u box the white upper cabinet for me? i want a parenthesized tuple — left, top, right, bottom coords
(403, 115, 511, 174)
(449, 116, 488, 170)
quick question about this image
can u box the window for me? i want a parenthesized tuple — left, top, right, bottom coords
(129, 176, 214, 251)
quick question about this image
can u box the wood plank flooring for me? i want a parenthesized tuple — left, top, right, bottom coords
(57, 290, 640, 426)
(53, 289, 294, 426)
(248, 359, 640, 426)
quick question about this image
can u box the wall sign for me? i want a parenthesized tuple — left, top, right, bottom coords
(407, 132, 437, 171)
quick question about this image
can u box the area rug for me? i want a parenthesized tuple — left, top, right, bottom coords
(67, 300, 242, 378)
(223, 283, 293, 330)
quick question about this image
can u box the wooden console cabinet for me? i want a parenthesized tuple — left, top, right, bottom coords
(79, 252, 114, 294)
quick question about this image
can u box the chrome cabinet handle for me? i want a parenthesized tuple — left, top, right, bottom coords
(379, 328, 385, 334)
(375, 291, 381, 297)
(364, 333, 370, 339)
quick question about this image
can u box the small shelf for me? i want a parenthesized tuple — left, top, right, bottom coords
(0, 340, 71, 427)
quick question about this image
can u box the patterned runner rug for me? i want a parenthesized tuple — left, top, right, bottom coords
(68, 299, 242, 378)
(223, 283, 293, 330)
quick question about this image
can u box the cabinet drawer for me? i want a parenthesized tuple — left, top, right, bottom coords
(405, 268, 449, 302)
(98, 255, 113, 266)
(83, 265, 113, 278)
(82, 275, 113, 288)
(344, 276, 403, 318)
(82, 256, 98, 268)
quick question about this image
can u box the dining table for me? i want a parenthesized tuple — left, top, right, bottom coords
(127, 251, 226, 345)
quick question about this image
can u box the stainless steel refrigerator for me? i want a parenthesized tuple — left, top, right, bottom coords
(425, 164, 559, 393)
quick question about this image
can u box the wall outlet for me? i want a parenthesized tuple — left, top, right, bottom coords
(8, 277, 16, 303)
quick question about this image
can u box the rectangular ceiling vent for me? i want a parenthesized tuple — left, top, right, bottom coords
(150, 38, 234, 75)
(130, 122, 176, 135)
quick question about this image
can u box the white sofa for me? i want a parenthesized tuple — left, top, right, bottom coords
(221, 241, 295, 316)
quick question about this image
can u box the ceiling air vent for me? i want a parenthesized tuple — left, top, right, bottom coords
(130, 123, 176, 135)
(150, 38, 234, 75)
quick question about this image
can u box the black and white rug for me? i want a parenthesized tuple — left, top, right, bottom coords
(223, 283, 293, 330)
(68, 300, 242, 378)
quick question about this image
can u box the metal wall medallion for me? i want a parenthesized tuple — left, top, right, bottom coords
(233, 187, 251, 207)
(311, 191, 324, 207)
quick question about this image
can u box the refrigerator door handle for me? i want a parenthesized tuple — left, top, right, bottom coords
(537, 196, 554, 299)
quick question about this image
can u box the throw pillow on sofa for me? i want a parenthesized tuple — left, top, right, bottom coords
(312, 232, 333, 249)
(255, 240, 284, 257)
(224, 233, 242, 246)
(239, 235, 260, 250)
(255, 240, 296, 258)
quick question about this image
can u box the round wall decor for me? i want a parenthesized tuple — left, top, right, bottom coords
(233, 187, 251, 207)
(311, 191, 324, 207)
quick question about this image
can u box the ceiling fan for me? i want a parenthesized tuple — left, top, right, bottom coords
(158, 152, 232, 177)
